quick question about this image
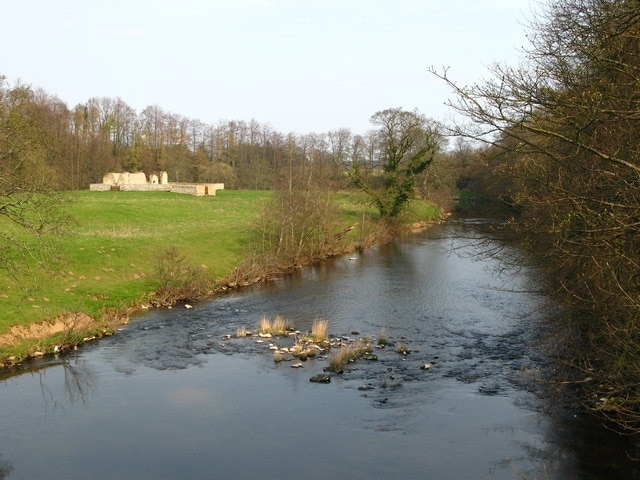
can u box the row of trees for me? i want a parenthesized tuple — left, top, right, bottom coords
(242, 108, 445, 278)
(1, 72, 451, 280)
(0, 78, 448, 201)
(435, 0, 640, 431)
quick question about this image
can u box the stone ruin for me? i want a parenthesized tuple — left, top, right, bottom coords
(89, 171, 224, 196)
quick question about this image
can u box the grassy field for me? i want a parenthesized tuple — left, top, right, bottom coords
(0, 189, 438, 360)
(0, 190, 272, 329)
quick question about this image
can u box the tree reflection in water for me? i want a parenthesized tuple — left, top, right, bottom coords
(61, 359, 96, 404)
(31, 357, 98, 413)
(0, 453, 13, 479)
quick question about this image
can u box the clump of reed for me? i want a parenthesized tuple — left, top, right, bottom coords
(395, 342, 410, 355)
(327, 340, 373, 372)
(236, 325, 251, 338)
(377, 328, 388, 347)
(289, 342, 303, 356)
(289, 336, 319, 361)
(258, 315, 294, 336)
(309, 319, 329, 343)
(302, 347, 317, 359)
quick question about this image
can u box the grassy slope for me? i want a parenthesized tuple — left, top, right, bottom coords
(0, 190, 270, 331)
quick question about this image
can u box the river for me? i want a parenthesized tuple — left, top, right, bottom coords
(0, 222, 638, 479)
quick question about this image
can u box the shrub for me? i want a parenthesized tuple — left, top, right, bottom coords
(151, 246, 211, 307)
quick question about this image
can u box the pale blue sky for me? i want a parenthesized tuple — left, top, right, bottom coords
(2, 0, 536, 134)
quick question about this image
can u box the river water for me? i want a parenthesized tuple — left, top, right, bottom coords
(1, 222, 638, 479)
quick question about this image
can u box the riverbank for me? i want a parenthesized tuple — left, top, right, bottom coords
(5, 221, 635, 480)
(0, 190, 440, 366)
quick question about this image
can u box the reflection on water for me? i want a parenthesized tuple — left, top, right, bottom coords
(0, 454, 13, 480)
(0, 223, 638, 479)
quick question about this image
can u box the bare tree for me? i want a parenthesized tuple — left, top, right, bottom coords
(433, 0, 640, 431)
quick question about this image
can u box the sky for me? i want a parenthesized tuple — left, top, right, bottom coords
(2, 0, 537, 135)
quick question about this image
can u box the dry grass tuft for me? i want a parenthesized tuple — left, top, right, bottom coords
(259, 316, 271, 333)
(258, 315, 294, 336)
(328, 340, 372, 372)
(377, 327, 388, 346)
(272, 315, 292, 334)
(236, 325, 250, 338)
(310, 319, 329, 342)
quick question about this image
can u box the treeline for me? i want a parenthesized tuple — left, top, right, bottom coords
(0, 76, 406, 192)
(1, 73, 456, 292)
(436, 0, 640, 431)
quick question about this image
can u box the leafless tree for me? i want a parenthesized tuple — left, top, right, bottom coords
(432, 0, 640, 431)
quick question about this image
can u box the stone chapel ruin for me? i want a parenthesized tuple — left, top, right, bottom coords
(90, 171, 224, 196)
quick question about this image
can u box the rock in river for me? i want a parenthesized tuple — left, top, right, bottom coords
(309, 374, 331, 383)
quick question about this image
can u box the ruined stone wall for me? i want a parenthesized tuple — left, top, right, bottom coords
(102, 172, 161, 186)
(204, 183, 225, 196)
(169, 184, 207, 196)
(119, 184, 172, 192)
(89, 183, 111, 191)
(90, 171, 224, 196)
(102, 172, 123, 186)
(102, 171, 148, 186)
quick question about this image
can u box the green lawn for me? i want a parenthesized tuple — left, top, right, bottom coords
(0, 190, 272, 332)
